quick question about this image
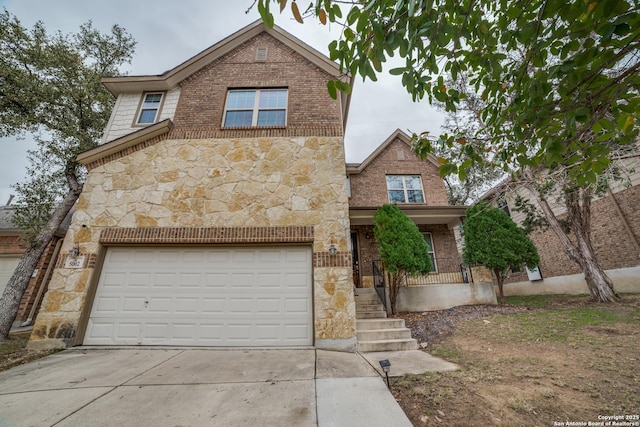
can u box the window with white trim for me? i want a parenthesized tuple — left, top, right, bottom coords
(136, 92, 163, 124)
(223, 89, 288, 127)
(386, 175, 425, 203)
(423, 232, 437, 272)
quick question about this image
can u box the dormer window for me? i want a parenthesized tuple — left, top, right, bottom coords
(223, 89, 288, 127)
(136, 92, 164, 124)
(386, 175, 425, 203)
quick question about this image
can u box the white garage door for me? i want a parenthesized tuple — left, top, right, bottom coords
(0, 256, 22, 297)
(84, 246, 313, 347)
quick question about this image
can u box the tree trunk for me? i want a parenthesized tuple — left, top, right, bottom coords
(522, 169, 619, 302)
(494, 269, 506, 305)
(0, 176, 82, 340)
(388, 270, 404, 315)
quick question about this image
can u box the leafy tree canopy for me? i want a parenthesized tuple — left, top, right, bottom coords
(258, 0, 640, 188)
(0, 10, 135, 340)
(0, 9, 136, 241)
(462, 201, 539, 273)
(374, 204, 431, 275)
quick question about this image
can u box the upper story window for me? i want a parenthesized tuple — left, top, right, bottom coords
(136, 92, 164, 124)
(223, 89, 288, 127)
(386, 175, 425, 203)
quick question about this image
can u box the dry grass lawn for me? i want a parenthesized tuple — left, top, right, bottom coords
(392, 294, 640, 426)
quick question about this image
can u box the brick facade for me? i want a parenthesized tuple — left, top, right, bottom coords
(0, 233, 63, 324)
(505, 184, 640, 284)
(0, 235, 28, 254)
(351, 223, 461, 287)
(347, 132, 464, 288)
(173, 33, 343, 135)
(348, 137, 448, 208)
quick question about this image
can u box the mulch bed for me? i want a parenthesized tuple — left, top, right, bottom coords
(393, 304, 530, 346)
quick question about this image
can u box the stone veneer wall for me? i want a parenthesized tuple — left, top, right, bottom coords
(29, 135, 356, 350)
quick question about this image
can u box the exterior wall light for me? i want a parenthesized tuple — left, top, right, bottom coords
(329, 241, 337, 256)
(69, 243, 81, 258)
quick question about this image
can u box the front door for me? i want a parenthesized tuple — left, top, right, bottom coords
(350, 232, 361, 288)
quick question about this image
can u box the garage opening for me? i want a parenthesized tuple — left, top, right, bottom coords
(84, 246, 313, 347)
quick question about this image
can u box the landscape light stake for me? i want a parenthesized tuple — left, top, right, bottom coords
(379, 359, 391, 388)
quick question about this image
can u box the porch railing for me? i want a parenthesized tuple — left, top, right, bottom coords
(406, 257, 469, 285)
(372, 260, 387, 312)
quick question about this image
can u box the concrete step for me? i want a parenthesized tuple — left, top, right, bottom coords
(358, 338, 419, 352)
(356, 318, 406, 330)
(355, 303, 386, 312)
(356, 311, 388, 319)
(357, 328, 413, 341)
(354, 293, 381, 302)
(355, 288, 376, 294)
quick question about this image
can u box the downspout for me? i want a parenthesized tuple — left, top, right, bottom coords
(20, 238, 63, 327)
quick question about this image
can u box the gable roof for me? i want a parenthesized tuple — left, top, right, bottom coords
(346, 129, 441, 174)
(101, 20, 352, 125)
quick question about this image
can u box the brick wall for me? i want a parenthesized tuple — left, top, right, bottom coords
(173, 32, 343, 135)
(15, 236, 62, 322)
(505, 184, 640, 283)
(0, 235, 28, 254)
(348, 137, 448, 207)
(352, 223, 460, 287)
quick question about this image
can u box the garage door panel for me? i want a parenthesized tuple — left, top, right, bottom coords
(231, 273, 255, 287)
(101, 272, 127, 288)
(176, 272, 202, 287)
(93, 296, 121, 313)
(256, 298, 280, 313)
(153, 272, 176, 287)
(148, 298, 172, 313)
(202, 298, 225, 313)
(285, 298, 310, 313)
(85, 247, 312, 347)
(122, 297, 146, 312)
(234, 251, 256, 263)
(227, 323, 252, 341)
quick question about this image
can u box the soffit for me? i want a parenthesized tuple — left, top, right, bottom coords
(349, 205, 467, 228)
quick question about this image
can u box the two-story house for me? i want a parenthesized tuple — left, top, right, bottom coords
(27, 21, 357, 351)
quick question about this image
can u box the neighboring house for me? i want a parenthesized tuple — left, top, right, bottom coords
(0, 206, 67, 328)
(28, 21, 356, 351)
(347, 130, 468, 288)
(483, 146, 640, 295)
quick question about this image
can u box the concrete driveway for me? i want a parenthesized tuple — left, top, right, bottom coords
(0, 348, 413, 426)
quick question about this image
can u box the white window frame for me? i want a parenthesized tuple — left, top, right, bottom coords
(222, 89, 288, 128)
(386, 175, 425, 203)
(423, 232, 437, 272)
(135, 92, 164, 125)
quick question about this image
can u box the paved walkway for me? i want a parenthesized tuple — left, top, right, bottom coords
(0, 348, 457, 426)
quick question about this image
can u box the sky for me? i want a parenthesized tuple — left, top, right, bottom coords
(0, 0, 445, 205)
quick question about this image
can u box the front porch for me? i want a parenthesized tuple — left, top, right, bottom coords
(349, 205, 467, 290)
